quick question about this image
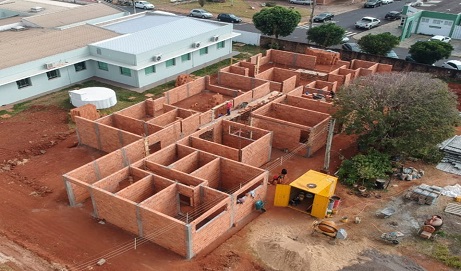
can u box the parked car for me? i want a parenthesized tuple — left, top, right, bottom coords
(289, 0, 312, 5)
(341, 36, 350, 43)
(385, 11, 401, 20)
(189, 9, 213, 19)
(217, 13, 242, 23)
(134, 1, 154, 9)
(382, 0, 394, 3)
(364, 0, 382, 8)
(342, 43, 398, 58)
(355, 17, 380, 29)
(342, 43, 361, 52)
(405, 55, 416, 62)
(410, 1, 422, 7)
(429, 35, 451, 43)
(313, 12, 334, 22)
(441, 60, 461, 70)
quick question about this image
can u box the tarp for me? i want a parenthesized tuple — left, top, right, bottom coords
(69, 87, 117, 109)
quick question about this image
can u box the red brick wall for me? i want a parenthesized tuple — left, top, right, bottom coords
(308, 117, 331, 155)
(113, 114, 146, 135)
(351, 59, 377, 70)
(239, 61, 256, 77)
(229, 65, 248, 76)
(122, 140, 146, 164)
(91, 187, 139, 234)
(255, 68, 273, 80)
(271, 50, 317, 70)
(241, 132, 272, 167)
(181, 113, 201, 136)
(222, 134, 252, 148)
(97, 150, 126, 179)
(117, 102, 146, 119)
(150, 109, 178, 127)
(315, 80, 337, 92)
(285, 95, 334, 115)
(97, 124, 128, 152)
(273, 68, 298, 83)
(218, 72, 267, 91)
(200, 111, 213, 125)
(232, 91, 252, 109)
(170, 152, 199, 173)
(191, 201, 231, 255)
(63, 175, 92, 204)
(220, 159, 265, 191)
(191, 158, 220, 188)
(92, 167, 129, 193)
(252, 116, 301, 151)
(232, 175, 267, 223)
(281, 76, 297, 93)
(166, 85, 188, 105)
(75, 117, 99, 149)
(138, 206, 187, 257)
(153, 97, 166, 116)
(190, 137, 239, 161)
(146, 122, 181, 148)
(143, 161, 206, 187)
(286, 86, 304, 96)
(252, 82, 271, 100)
(140, 183, 177, 216)
(377, 63, 392, 72)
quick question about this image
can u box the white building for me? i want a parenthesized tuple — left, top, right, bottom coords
(0, 2, 239, 106)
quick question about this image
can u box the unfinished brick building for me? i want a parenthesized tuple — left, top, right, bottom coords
(64, 48, 393, 258)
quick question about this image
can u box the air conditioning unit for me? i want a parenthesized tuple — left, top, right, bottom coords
(153, 54, 162, 62)
(192, 42, 201, 48)
(45, 63, 54, 69)
(211, 35, 219, 42)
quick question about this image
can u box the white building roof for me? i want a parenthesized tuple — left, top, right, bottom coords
(97, 14, 224, 54)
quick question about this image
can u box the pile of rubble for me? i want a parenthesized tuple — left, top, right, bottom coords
(437, 135, 461, 175)
(395, 167, 424, 181)
(404, 184, 442, 205)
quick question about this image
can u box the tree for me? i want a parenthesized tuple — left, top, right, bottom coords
(357, 32, 399, 56)
(253, 6, 301, 47)
(337, 149, 392, 187)
(307, 23, 345, 48)
(333, 72, 459, 161)
(409, 40, 453, 65)
(198, 0, 205, 7)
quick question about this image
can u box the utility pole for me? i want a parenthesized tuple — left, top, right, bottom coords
(132, 0, 136, 14)
(308, 0, 316, 38)
(323, 118, 336, 173)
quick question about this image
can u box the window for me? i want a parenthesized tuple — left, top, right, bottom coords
(166, 58, 176, 67)
(199, 47, 208, 55)
(217, 41, 225, 49)
(46, 69, 60, 80)
(96, 48, 102, 55)
(444, 21, 452, 26)
(145, 65, 156, 75)
(120, 67, 131, 76)
(74, 62, 86, 72)
(98, 62, 108, 71)
(421, 18, 429, 23)
(181, 53, 191, 62)
(433, 19, 441, 25)
(16, 78, 31, 89)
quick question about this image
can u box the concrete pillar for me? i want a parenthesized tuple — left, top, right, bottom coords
(63, 176, 76, 206)
(185, 224, 194, 259)
(136, 204, 144, 237)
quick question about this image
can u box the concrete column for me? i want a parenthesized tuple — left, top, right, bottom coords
(63, 176, 76, 206)
(185, 224, 193, 259)
(89, 187, 99, 218)
(136, 204, 144, 237)
(94, 123, 102, 150)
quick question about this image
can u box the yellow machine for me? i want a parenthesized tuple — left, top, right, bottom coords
(274, 170, 338, 219)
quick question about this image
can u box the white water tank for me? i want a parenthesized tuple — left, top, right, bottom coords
(69, 87, 117, 109)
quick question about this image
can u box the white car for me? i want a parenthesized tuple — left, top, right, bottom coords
(134, 1, 154, 9)
(382, 0, 394, 4)
(441, 60, 461, 70)
(429, 35, 451, 43)
(355, 17, 380, 29)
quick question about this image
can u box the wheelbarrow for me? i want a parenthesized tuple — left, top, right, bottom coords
(376, 207, 396, 218)
(381, 231, 404, 244)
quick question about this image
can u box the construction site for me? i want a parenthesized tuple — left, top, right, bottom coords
(63, 48, 394, 259)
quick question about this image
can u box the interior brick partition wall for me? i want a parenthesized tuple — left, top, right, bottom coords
(377, 63, 393, 72)
(217, 71, 267, 91)
(285, 95, 335, 115)
(189, 137, 240, 161)
(239, 61, 256, 77)
(307, 117, 331, 155)
(306, 47, 340, 66)
(270, 50, 317, 70)
(112, 114, 147, 135)
(282, 76, 297, 93)
(191, 158, 220, 188)
(232, 90, 252, 109)
(164, 77, 206, 105)
(351, 59, 378, 70)
(229, 65, 249, 76)
(70, 104, 99, 122)
(252, 82, 272, 100)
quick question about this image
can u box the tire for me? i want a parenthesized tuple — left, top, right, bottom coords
(201, 15, 205, 18)
(392, 240, 399, 244)
(143, 6, 147, 9)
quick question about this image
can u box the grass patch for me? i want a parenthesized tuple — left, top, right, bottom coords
(432, 244, 461, 269)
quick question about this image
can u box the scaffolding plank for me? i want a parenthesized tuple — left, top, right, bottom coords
(444, 203, 461, 216)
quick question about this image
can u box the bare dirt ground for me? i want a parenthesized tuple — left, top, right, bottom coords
(1, 82, 461, 271)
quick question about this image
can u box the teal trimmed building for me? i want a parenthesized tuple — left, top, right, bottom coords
(400, 5, 461, 41)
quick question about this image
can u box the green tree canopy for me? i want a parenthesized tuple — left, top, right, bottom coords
(357, 32, 400, 56)
(252, 6, 301, 40)
(307, 23, 345, 48)
(333, 72, 459, 161)
(409, 40, 453, 65)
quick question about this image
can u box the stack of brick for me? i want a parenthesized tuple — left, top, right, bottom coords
(306, 47, 340, 66)
(70, 104, 99, 122)
(175, 74, 195, 87)
(404, 184, 442, 205)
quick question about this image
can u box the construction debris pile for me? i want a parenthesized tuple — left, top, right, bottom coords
(437, 135, 461, 175)
(404, 184, 442, 205)
(395, 167, 424, 181)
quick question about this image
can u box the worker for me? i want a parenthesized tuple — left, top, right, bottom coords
(226, 101, 233, 116)
(280, 168, 287, 180)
